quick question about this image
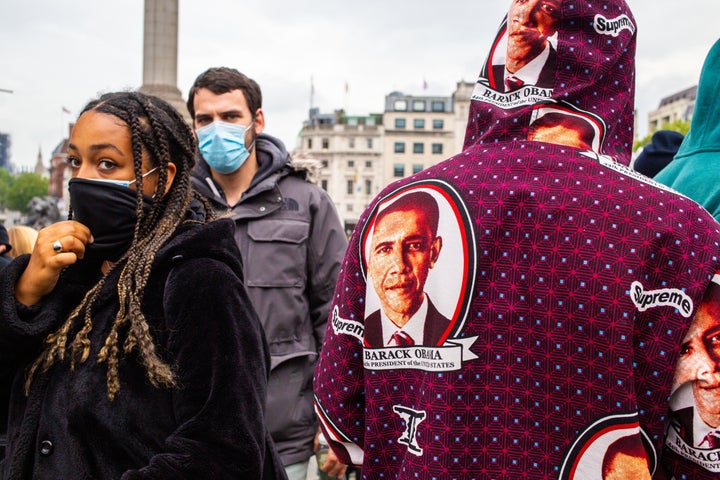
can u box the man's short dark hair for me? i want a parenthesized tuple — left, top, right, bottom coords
(186, 67, 262, 119)
(375, 191, 440, 237)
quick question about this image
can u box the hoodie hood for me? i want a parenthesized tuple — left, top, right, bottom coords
(464, 0, 636, 165)
(253, 133, 293, 186)
(192, 132, 318, 204)
(654, 39, 720, 221)
(674, 39, 720, 159)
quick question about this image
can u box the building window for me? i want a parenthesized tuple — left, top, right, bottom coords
(394, 142, 405, 153)
(432, 143, 443, 154)
(412, 100, 426, 111)
(394, 100, 407, 111)
(348, 160, 354, 168)
(322, 138, 329, 149)
(413, 143, 424, 154)
(349, 138, 355, 149)
(413, 119, 425, 129)
(365, 179, 372, 195)
(347, 180, 354, 195)
(431, 100, 445, 112)
(393, 163, 405, 177)
(321, 160, 329, 168)
(395, 118, 406, 129)
(320, 179, 328, 191)
(307, 138, 313, 149)
(413, 164, 423, 174)
(365, 160, 372, 168)
(347, 204, 354, 212)
(367, 138, 373, 149)
(433, 119, 444, 129)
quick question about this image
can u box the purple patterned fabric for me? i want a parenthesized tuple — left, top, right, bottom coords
(314, 1, 720, 478)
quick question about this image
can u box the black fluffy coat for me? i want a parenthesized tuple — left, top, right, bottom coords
(0, 216, 286, 479)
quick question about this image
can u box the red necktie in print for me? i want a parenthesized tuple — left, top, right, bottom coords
(390, 331, 415, 347)
(702, 432, 720, 449)
(505, 75, 524, 91)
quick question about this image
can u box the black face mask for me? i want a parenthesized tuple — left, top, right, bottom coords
(68, 178, 153, 262)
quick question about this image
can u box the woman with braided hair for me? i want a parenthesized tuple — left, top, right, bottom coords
(0, 91, 286, 479)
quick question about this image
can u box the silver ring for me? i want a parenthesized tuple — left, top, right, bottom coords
(52, 240, 62, 253)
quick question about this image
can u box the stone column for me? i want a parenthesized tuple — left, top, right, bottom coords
(139, 0, 190, 122)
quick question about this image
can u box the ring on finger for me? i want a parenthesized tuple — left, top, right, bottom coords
(52, 240, 63, 253)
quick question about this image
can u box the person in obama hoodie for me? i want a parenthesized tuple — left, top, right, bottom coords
(314, 1, 720, 479)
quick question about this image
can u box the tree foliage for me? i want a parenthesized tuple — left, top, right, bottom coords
(633, 118, 691, 152)
(0, 168, 13, 209)
(5, 173, 48, 212)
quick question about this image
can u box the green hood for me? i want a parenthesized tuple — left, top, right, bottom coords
(655, 38, 720, 221)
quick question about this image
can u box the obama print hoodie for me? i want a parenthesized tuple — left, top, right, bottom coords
(314, 1, 720, 478)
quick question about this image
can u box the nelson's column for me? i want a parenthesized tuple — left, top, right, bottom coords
(139, 0, 190, 122)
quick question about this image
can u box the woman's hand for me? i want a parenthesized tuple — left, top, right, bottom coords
(321, 448, 348, 479)
(14, 221, 92, 305)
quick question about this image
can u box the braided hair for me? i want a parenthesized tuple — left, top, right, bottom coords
(25, 91, 212, 400)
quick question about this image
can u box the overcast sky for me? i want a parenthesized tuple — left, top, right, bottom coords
(1, 0, 718, 170)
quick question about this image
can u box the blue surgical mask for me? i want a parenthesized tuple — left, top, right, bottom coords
(196, 121, 255, 175)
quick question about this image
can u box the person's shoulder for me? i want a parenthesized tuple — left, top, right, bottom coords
(425, 296, 451, 324)
(278, 171, 320, 189)
(172, 217, 235, 246)
(277, 167, 336, 207)
(158, 218, 241, 274)
(366, 309, 381, 323)
(273, 156, 325, 193)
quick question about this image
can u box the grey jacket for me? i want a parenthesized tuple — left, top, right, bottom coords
(191, 133, 347, 466)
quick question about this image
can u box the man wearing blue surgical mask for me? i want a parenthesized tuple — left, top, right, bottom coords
(188, 67, 349, 480)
